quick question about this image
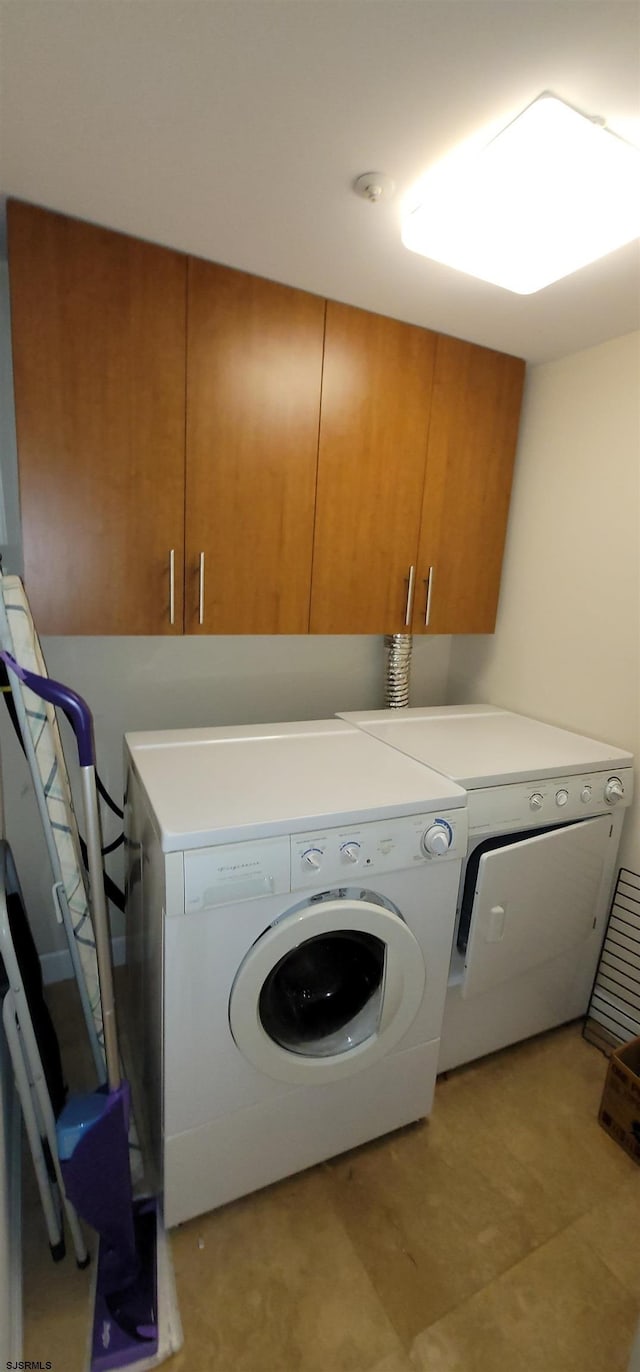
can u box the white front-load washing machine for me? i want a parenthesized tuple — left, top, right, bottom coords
(339, 706, 633, 1072)
(122, 719, 467, 1226)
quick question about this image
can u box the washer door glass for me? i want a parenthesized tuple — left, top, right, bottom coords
(259, 929, 385, 1057)
(229, 894, 426, 1085)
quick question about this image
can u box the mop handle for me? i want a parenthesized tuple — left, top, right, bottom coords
(0, 651, 121, 1091)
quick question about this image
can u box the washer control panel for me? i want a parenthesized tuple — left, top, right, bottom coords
(468, 767, 634, 835)
(292, 808, 467, 891)
(180, 808, 468, 910)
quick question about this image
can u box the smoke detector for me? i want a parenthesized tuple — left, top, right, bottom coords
(353, 172, 395, 203)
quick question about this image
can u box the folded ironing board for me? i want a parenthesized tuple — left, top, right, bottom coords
(0, 571, 104, 1075)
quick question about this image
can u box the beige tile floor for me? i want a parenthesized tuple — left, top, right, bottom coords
(20, 983, 640, 1372)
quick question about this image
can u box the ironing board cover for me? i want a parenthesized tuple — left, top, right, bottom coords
(0, 573, 104, 1059)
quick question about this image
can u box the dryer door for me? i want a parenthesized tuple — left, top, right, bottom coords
(461, 815, 613, 1000)
(229, 894, 426, 1084)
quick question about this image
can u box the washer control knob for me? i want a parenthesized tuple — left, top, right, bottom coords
(605, 776, 624, 805)
(556, 789, 569, 807)
(340, 841, 361, 864)
(422, 820, 453, 857)
(302, 848, 323, 870)
(529, 793, 544, 812)
(580, 785, 592, 803)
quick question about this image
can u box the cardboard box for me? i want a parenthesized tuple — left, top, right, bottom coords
(599, 1036, 640, 1165)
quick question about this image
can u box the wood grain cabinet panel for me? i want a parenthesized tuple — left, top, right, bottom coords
(309, 302, 437, 634)
(7, 205, 525, 640)
(413, 337, 526, 635)
(7, 201, 187, 635)
(185, 261, 325, 633)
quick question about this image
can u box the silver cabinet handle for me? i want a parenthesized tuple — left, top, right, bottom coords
(198, 551, 205, 626)
(424, 566, 435, 626)
(169, 549, 175, 626)
(404, 564, 415, 627)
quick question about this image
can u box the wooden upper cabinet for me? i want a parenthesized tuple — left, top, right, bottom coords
(7, 203, 525, 640)
(310, 302, 437, 634)
(413, 336, 525, 635)
(185, 261, 325, 633)
(7, 201, 187, 635)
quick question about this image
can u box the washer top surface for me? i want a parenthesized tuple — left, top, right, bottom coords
(338, 705, 633, 788)
(125, 718, 466, 850)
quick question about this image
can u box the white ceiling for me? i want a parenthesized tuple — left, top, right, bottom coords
(1, 0, 639, 364)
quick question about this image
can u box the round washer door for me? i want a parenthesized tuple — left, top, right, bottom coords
(229, 896, 426, 1085)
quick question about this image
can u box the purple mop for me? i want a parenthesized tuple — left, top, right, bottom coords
(1, 652, 161, 1372)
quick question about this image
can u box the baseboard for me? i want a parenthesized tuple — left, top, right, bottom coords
(41, 935, 126, 985)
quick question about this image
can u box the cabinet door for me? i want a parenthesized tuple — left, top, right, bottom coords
(309, 302, 437, 634)
(413, 336, 525, 635)
(7, 202, 187, 635)
(185, 261, 325, 633)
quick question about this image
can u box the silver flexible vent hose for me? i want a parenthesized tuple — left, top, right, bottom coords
(383, 634, 412, 708)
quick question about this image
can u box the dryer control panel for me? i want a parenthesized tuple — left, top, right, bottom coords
(467, 766, 634, 836)
(292, 809, 466, 891)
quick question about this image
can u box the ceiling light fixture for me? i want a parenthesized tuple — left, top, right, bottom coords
(401, 92, 640, 294)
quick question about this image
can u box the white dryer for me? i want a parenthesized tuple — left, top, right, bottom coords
(122, 720, 467, 1225)
(339, 706, 633, 1072)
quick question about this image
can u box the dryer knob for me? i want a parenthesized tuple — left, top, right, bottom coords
(605, 776, 624, 805)
(555, 789, 569, 807)
(529, 793, 544, 812)
(422, 822, 452, 857)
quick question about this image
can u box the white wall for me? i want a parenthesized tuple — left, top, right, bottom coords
(0, 633, 452, 957)
(448, 330, 640, 871)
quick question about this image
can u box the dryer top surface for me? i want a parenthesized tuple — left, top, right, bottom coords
(125, 718, 466, 850)
(338, 706, 633, 788)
